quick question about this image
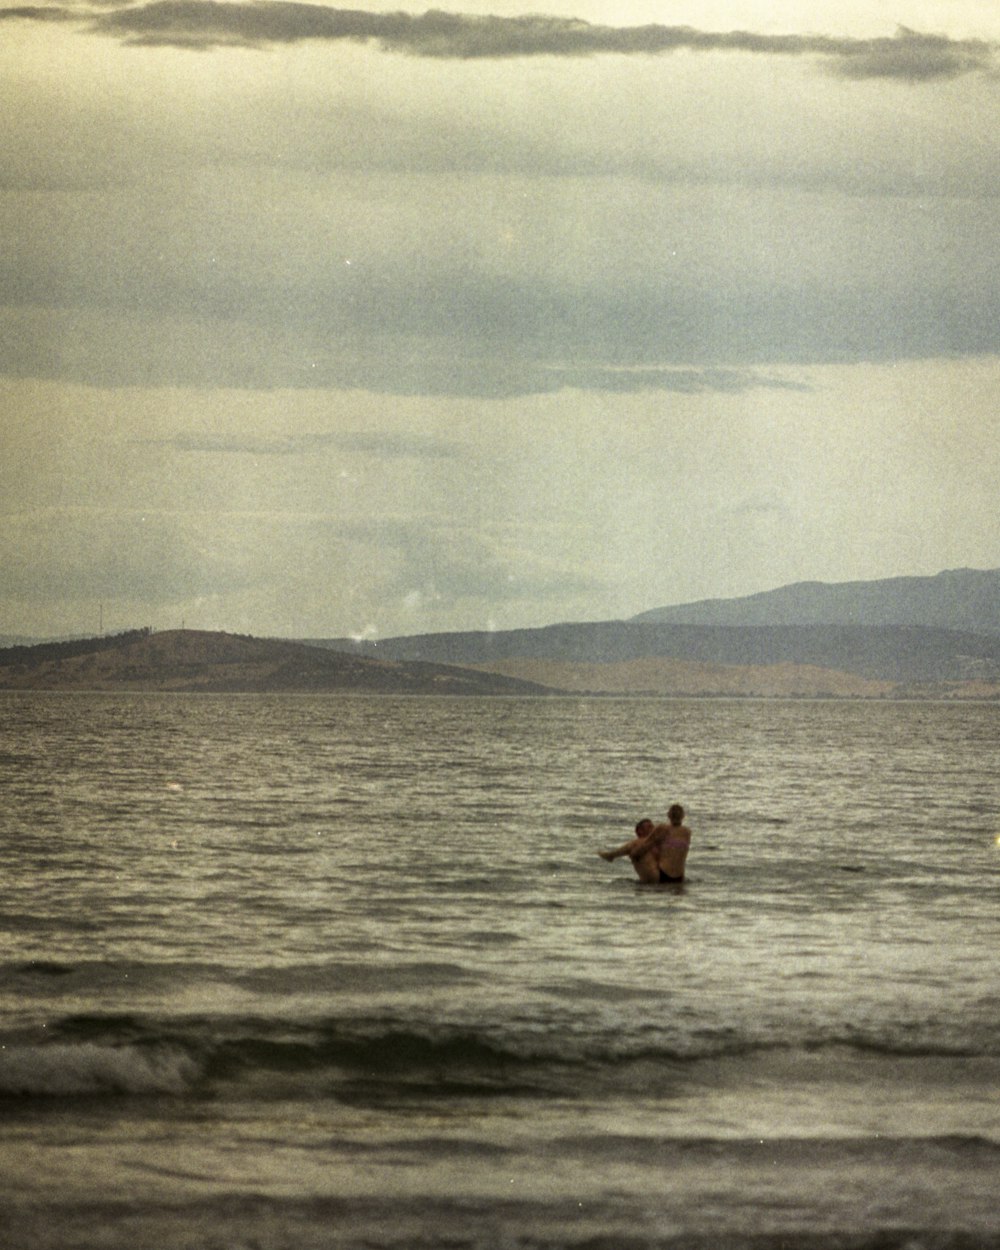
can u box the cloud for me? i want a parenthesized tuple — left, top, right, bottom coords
(334, 517, 603, 611)
(542, 366, 811, 395)
(143, 431, 461, 457)
(0, 508, 255, 606)
(0, 3, 76, 23)
(0, 303, 835, 396)
(826, 26, 996, 82)
(6, 5, 1000, 400)
(727, 495, 790, 520)
(5, 3, 997, 81)
(332, 431, 461, 459)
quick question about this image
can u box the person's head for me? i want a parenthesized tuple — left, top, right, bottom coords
(635, 818, 654, 836)
(667, 804, 685, 826)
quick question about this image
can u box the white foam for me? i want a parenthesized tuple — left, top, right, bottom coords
(0, 1043, 199, 1097)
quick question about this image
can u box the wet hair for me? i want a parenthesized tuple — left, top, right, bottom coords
(667, 804, 685, 825)
(635, 818, 653, 834)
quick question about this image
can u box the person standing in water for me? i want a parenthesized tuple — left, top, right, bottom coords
(653, 804, 691, 883)
(597, 818, 660, 884)
(598, 804, 691, 884)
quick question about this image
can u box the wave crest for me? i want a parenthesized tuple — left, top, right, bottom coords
(0, 1042, 200, 1098)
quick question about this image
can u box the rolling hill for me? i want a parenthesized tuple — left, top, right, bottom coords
(0, 629, 557, 696)
(7, 568, 1000, 698)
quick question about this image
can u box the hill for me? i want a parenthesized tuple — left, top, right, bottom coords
(0, 629, 558, 696)
(320, 621, 1000, 685)
(631, 567, 1000, 633)
(464, 656, 896, 698)
(312, 567, 1000, 696)
(8, 568, 1000, 698)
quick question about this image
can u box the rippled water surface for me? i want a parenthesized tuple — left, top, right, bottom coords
(3, 693, 1000, 1249)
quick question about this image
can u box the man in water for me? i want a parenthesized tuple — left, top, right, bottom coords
(597, 818, 661, 884)
(597, 805, 691, 884)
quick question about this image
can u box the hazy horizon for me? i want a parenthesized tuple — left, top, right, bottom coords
(4, 563, 998, 645)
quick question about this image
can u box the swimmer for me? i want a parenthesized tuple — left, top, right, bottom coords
(650, 803, 691, 883)
(598, 804, 692, 884)
(597, 819, 661, 885)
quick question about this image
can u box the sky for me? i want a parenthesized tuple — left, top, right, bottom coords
(3, 0, 1000, 640)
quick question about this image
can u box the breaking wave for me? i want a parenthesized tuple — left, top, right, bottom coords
(3, 1009, 998, 1102)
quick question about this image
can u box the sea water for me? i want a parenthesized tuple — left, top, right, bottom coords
(2, 692, 1000, 1249)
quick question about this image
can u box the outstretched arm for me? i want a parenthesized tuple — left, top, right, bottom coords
(597, 833, 654, 862)
(598, 843, 628, 861)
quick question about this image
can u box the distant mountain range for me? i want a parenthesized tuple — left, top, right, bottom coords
(3, 569, 1000, 697)
(319, 622, 1000, 693)
(315, 568, 1000, 697)
(631, 567, 1000, 633)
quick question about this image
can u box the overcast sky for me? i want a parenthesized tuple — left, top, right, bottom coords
(3, 0, 1000, 639)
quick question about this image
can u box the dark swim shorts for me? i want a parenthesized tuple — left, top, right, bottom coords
(658, 871, 684, 884)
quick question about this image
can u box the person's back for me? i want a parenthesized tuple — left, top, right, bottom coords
(651, 803, 691, 882)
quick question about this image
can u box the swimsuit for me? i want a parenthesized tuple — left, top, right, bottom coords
(659, 831, 688, 883)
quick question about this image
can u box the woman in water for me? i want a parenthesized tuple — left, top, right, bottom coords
(653, 804, 691, 883)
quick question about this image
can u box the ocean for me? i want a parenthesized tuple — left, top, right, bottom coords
(2, 691, 1000, 1250)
